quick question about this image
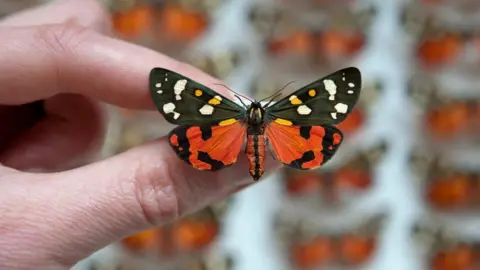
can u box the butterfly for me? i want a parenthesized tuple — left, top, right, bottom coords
(149, 67, 362, 180)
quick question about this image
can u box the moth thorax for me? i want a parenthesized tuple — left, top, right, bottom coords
(247, 104, 264, 125)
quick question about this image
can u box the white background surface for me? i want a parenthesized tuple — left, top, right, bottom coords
(219, 0, 419, 270)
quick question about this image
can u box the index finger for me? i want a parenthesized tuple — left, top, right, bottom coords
(0, 23, 224, 109)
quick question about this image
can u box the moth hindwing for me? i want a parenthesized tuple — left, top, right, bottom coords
(149, 68, 245, 126)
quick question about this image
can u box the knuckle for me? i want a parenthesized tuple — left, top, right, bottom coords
(34, 23, 94, 55)
(129, 152, 182, 225)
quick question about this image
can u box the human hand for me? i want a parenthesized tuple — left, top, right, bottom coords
(0, 1, 277, 269)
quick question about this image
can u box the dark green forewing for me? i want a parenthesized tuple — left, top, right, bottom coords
(149, 68, 245, 125)
(265, 67, 362, 125)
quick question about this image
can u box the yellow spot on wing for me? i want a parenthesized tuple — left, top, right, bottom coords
(208, 97, 221, 105)
(219, 118, 237, 126)
(289, 95, 302, 105)
(308, 89, 316, 97)
(195, 89, 203, 96)
(274, 118, 293, 126)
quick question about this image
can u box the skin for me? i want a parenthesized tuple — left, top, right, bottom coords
(0, 1, 278, 269)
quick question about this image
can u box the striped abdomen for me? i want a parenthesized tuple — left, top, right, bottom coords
(246, 135, 266, 180)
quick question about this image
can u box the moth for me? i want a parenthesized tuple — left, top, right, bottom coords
(411, 218, 480, 270)
(409, 148, 480, 212)
(283, 140, 387, 204)
(121, 207, 219, 256)
(275, 212, 386, 269)
(149, 67, 362, 180)
(408, 75, 480, 142)
(184, 252, 234, 270)
(249, 3, 375, 65)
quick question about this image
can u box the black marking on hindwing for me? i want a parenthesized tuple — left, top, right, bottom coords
(198, 151, 225, 171)
(168, 126, 192, 165)
(300, 126, 312, 139)
(288, 151, 315, 170)
(200, 125, 212, 140)
(167, 125, 230, 171)
(321, 126, 343, 164)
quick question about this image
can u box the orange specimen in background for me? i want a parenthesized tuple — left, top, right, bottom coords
(285, 172, 320, 196)
(122, 228, 159, 253)
(112, 4, 153, 39)
(431, 245, 476, 270)
(426, 174, 471, 209)
(425, 102, 470, 139)
(339, 235, 376, 265)
(318, 30, 365, 59)
(157, 3, 208, 42)
(121, 212, 219, 257)
(334, 169, 372, 190)
(173, 220, 219, 252)
(289, 235, 377, 268)
(416, 33, 462, 68)
(268, 30, 314, 55)
(336, 108, 364, 135)
(291, 237, 335, 268)
(267, 29, 365, 61)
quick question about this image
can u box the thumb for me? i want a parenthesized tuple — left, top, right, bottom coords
(0, 139, 278, 269)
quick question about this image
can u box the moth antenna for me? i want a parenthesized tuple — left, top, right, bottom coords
(264, 93, 282, 108)
(235, 95, 249, 108)
(259, 80, 296, 103)
(213, 83, 254, 102)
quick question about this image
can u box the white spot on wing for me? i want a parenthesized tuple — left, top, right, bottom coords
(199, 104, 214, 115)
(155, 83, 162, 88)
(297, 105, 312, 115)
(331, 112, 337, 119)
(174, 79, 187, 100)
(347, 90, 354, 94)
(163, 102, 175, 114)
(289, 95, 297, 101)
(173, 112, 180, 119)
(214, 95, 222, 101)
(348, 82, 355, 87)
(157, 90, 163, 94)
(335, 103, 349, 114)
(323, 79, 337, 101)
